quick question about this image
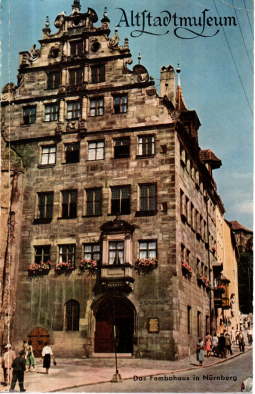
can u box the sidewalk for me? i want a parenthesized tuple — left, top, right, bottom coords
(0, 346, 252, 393)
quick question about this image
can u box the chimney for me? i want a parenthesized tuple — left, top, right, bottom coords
(160, 65, 176, 104)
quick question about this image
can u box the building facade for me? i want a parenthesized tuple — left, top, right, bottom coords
(1, 1, 232, 359)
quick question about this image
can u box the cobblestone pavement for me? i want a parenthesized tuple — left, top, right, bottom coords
(0, 345, 251, 392)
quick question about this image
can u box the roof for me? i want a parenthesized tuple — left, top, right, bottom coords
(199, 149, 222, 169)
(229, 220, 253, 233)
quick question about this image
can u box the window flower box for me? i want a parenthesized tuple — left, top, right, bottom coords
(28, 262, 51, 277)
(55, 261, 75, 274)
(214, 284, 225, 293)
(181, 261, 192, 274)
(134, 258, 158, 275)
(79, 259, 98, 276)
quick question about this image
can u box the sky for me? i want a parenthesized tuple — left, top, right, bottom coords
(0, 0, 253, 229)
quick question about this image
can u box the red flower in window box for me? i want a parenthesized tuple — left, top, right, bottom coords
(134, 258, 158, 274)
(181, 261, 193, 274)
(79, 259, 98, 275)
(27, 261, 51, 277)
(55, 260, 74, 274)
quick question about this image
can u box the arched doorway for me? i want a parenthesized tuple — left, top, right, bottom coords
(28, 327, 50, 357)
(94, 296, 135, 353)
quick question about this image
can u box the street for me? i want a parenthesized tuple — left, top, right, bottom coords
(63, 350, 252, 392)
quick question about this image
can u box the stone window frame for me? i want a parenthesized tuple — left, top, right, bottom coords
(22, 105, 37, 125)
(113, 136, 130, 159)
(138, 239, 157, 259)
(65, 299, 80, 331)
(69, 38, 85, 57)
(34, 245, 51, 264)
(44, 102, 59, 122)
(64, 141, 80, 164)
(58, 243, 76, 265)
(110, 185, 131, 216)
(89, 96, 104, 117)
(90, 63, 105, 83)
(112, 93, 128, 114)
(39, 144, 57, 166)
(136, 183, 157, 216)
(87, 140, 105, 161)
(101, 233, 132, 266)
(82, 242, 101, 262)
(34, 191, 54, 223)
(84, 187, 102, 217)
(47, 70, 61, 90)
(60, 189, 78, 219)
(66, 100, 82, 120)
(137, 134, 155, 158)
(69, 67, 84, 86)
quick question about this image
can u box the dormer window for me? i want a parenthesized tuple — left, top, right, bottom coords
(91, 64, 105, 83)
(70, 40, 84, 57)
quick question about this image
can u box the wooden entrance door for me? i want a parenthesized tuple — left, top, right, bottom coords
(94, 297, 134, 353)
(28, 327, 50, 357)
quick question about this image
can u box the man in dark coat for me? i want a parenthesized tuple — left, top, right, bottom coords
(218, 333, 226, 358)
(9, 351, 26, 392)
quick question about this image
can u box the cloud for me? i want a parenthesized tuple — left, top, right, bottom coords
(232, 201, 253, 215)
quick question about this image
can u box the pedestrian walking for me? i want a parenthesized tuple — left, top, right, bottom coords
(3, 344, 16, 385)
(247, 329, 253, 345)
(42, 343, 56, 374)
(26, 341, 35, 371)
(211, 333, 218, 356)
(224, 332, 233, 355)
(218, 333, 226, 358)
(235, 331, 240, 345)
(196, 338, 204, 366)
(9, 350, 26, 392)
(204, 333, 212, 357)
(239, 331, 245, 352)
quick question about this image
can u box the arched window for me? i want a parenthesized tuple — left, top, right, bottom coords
(65, 300, 80, 331)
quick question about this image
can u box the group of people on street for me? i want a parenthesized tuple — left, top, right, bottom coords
(1, 341, 56, 392)
(196, 329, 249, 366)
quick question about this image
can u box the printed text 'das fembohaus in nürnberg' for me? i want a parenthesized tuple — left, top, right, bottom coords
(115, 8, 237, 39)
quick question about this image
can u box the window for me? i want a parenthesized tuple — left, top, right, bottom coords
(114, 137, 130, 158)
(83, 243, 101, 262)
(137, 135, 155, 156)
(34, 245, 51, 264)
(44, 103, 59, 122)
(23, 106, 36, 124)
(65, 300, 80, 331)
(69, 68, 83, 86)
(138, 240, 157, 259)
(59, 244, 76, 264)
(89, 97, 104, 116)
(64, 142, 80, 163)
(61, 190, 77, 218)
(86, 188, 102, 216)
(197, 311, 201, 337)
(47, 71, 61, 89)
(111, 186, 131, 215)
(91, 64, 105, 83)
(187, 306, 192, 334)
(70, 40, 84, 56)
(67, 101, 81, 120)
(41, 145, 56, 165)
(109, 241, 124, 265)
(139, 184, 156, 212)
(180, 190, 187, 218)
(205, 315, 210, 334)
(88, 141, 104, 161)
(37, 192, 54, 220)
(113, 95, 128, 113)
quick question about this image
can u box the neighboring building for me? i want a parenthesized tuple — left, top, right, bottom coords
(0, 1, 233, 359)
(0, 133, 24, 344)
(229, 221, 253, 314)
